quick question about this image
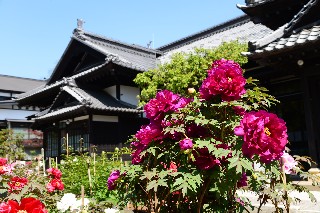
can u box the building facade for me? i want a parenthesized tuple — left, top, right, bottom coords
(0, 74, 44, 158)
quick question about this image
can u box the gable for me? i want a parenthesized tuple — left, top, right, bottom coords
(47, 39, 106, 84)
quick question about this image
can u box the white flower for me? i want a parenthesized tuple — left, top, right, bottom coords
(70, 198, 90, 212)
(104, 208, 119, 213)
(57, 193, 77, 212)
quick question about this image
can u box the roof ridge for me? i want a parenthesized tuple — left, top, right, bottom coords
(0, 74, 46, 82)
(73, 28, 162, 55)
(157, 15, 249, 52)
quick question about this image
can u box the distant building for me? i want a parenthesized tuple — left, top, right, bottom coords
(0, 74, 45, 159)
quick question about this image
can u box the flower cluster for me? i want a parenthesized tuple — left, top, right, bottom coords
(8, 176, 28, 194)
(56, 193, 90, 212)
(46, 167, 64, 193)
(131, 90, 191, 165)
(0, 197, 48, 213)
(199, 59, 246, 101)
(234, 110, 288, 163)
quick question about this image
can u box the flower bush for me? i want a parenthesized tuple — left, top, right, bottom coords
(109, 59, 319, 213)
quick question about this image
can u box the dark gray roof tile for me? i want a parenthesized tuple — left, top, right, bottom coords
(246, 25, 320, 56)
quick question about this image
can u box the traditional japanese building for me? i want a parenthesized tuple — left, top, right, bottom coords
(15, 21, 161, 158)
(237, 0, 320, 167)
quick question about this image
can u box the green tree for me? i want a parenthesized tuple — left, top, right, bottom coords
(134, 41, 248, 105)
(0, 129, 25, 160)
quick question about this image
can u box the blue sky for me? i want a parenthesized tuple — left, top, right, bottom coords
(0, 0, 244, 80)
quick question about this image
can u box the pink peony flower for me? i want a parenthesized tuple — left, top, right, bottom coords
(199, 59, 246, 101)
(281, 152, 298, 174)
(144, 90, 191, 124)
(0, 202, 11, 212)
(46, 168, 62, 179)
(46, 178, 64, 192)
(107, 170, 121, 190)
(234, 110, 288, 164)
(179, 138, 193, 150)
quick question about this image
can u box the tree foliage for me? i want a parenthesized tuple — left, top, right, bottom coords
(134, 41, 248, 105)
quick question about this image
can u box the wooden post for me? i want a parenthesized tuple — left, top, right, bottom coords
(93, 152, 96, 177)
(49, 158, 52, 168)
(81, 185, 85, 210)
(37, 158, 40, 175)
(66, 133, 69, 157)
(87, 159, 92, 194)
(41, 148, 45, 175)
(56, 157, 58, 168)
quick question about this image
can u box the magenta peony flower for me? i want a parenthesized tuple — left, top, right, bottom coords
(107, 170, 121, 190)
(131, 141, 148, 165)
(179, 138, 193, 150)
(192, 148, 221, 170)
(281, 152, 298, 174)
(237, 173, 248, 188)
(144, 90, 191, 124)
(135, 123, 164, 146)
(199, 59, 246, 101)
(234, 110, 288, 164)
(233, 106, 246, 116)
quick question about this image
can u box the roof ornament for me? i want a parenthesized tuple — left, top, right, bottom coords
(77, 19, 85, 31)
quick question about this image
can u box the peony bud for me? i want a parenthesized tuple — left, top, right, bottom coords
(188, 88, 196, 94)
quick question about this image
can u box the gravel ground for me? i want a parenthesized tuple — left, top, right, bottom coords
(237, 190, 320, 213)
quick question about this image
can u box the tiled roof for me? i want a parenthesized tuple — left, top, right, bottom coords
(0, 74, 45, 93)
(15, 62, 108, 101)
(158, 16, 272, 63)
(73, 29, 161, 72)
(34, 85, 142, 121)
(243, 0, 320, 57)
(34, 105, 83, 121)
(243, 25, 320, 57)
(238, 0, 275, 8)
(67, 86, 142, 113)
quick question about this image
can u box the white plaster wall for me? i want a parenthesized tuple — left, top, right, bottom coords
(120, 85, 139, 106)
(103, 86, 117, 99)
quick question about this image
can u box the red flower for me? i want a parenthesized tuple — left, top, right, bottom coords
(0, 158, 7, 166)
(234, 110, 288, 163)
(0, 197, 48, 213)
(199, 59, 246, 101)
(8, 176, 28, 193)
(46, 168, 62, 179)
(107, 170, 121, 190)
(46, 178, 64, 193)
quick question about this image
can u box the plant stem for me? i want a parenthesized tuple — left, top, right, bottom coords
(197, 178, 211, 213)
